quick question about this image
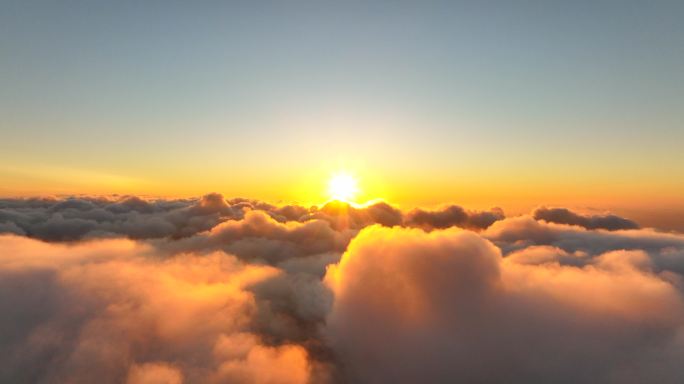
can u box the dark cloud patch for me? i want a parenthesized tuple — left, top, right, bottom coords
(0, 221, 25, 236)
(105, 196, 155, 214)
(405, 205, 504, 230)
(534, 207, 639, 231)
(0, 194, 242, 241)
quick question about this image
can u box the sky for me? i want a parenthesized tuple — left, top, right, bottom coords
(1, 1, 683, 222)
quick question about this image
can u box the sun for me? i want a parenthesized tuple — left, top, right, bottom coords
(328, 172, 359, 202)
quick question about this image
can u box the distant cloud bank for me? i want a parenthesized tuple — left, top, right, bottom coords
(1, 194, 683, 383)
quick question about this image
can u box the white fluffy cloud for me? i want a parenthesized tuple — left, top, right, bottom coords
(324, 225, 684, 383)
(0, 235, 315, 384)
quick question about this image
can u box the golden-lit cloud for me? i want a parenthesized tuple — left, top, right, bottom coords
(324, 225, 684, 383)
(2, 195, 684, 383)
(0, 235, 315, 384)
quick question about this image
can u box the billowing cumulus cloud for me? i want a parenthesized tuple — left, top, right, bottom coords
(156, 210, 353, 265)
(325, 226, 684, 383)
(1, 194, 683, 383)
(0, 235, 317, 384)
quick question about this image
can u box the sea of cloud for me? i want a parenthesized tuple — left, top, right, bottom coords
(1, 194, 683, 383)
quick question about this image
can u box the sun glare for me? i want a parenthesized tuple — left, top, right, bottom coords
(328, 173, 359, 202)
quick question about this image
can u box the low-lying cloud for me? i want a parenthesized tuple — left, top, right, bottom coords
(1, 194, 683, 383)
(533, 206, 640, 231)
(0, 194, 503, 242)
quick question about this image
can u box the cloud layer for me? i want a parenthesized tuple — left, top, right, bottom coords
(0, 194, 503, 242)
(1, 194, 683, 383)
